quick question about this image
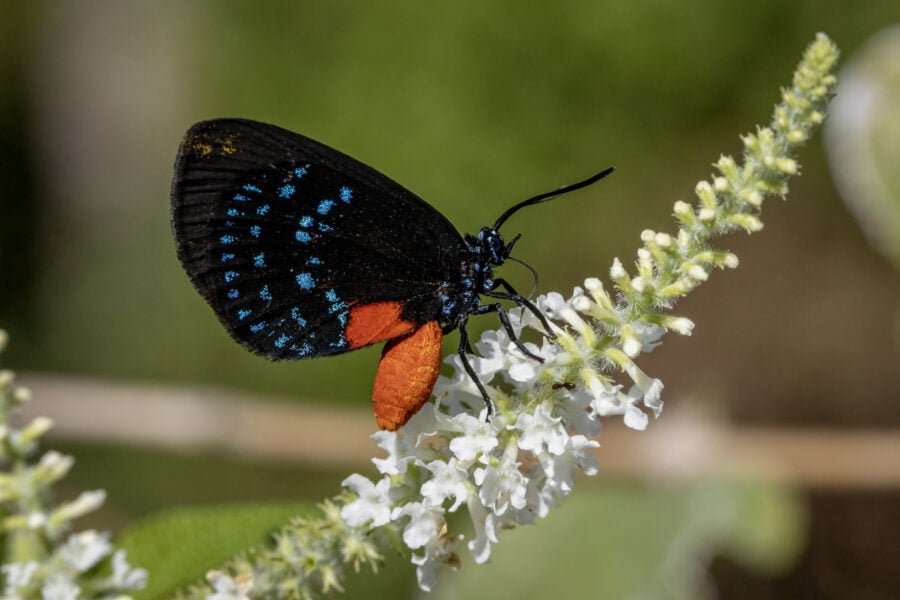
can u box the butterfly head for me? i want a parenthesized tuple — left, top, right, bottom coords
(476, 227, 520, 266)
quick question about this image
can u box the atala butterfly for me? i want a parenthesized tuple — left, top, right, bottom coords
(171, 119, 612, 430)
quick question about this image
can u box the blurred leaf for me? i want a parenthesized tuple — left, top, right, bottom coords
(427, 480, 806, 600)
(119, 502, 312, 600)
(826, 25, 900, 270)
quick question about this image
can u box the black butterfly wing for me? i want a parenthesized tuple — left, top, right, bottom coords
(171, 118, 465, 360)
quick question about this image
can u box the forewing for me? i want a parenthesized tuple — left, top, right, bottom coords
(171, 119, 464, 359)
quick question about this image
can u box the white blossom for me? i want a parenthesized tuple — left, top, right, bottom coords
(41, 574, 79, 600)
(515, 401, 568, 455)
(392, 501, 445, 549)
(59, 530, 112, 572)
(206, 571, 252, 600)
(111, 550, 149, 590)
(339, 475, 393, 527)
(420, 459, 470, 511)
(410, 536, 458, 593)
(474, 444, 528, 515)
(2, 562, 38, 594)
(446, 413, 499, 462)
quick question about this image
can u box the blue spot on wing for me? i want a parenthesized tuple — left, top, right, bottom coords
(233, 194, 249, 202)
(220, 235, 236, 244)
(224, 271, 238, 283)
(227, 289, 240, 299)
(295, 230, 311, 244)
(250, 225, 261, 238)
(339, 186, 353, 203)
(260, 285, 272, 301)
(257, 204, 270, 216)
(237, 309, 252, 320)
(250, 321, 267, 334)
(243, 184, 262, 193)
(290, 307, 307, 327)
(307, 257, 322, 265)
(274, 334, 290, 349)
(294, 167, 308, 178)
(221, 253, 235, 263)
(296, 273, 316, 289)
(325, 289, 347, 314)
(253, 253, 266, 268)
(278, 184, 295, 199)
(317, 199, 335, 215)
(299, 216, 314, 228)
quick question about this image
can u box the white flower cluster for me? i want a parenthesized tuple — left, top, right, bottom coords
(0, 331, 148, 600)
(341, 286, 669, 591)
(339, 33, 839, 591)
(1, 531, 147, 600)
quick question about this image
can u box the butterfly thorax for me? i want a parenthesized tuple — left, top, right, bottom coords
(438, 227, 509, 328)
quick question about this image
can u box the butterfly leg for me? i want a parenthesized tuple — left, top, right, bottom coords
(487, 278, 556, 337)
(457, 324, 495, 418)
(473, 302, 545, 363)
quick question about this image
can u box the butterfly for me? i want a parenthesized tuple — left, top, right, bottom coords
(171, 119, 612, 430)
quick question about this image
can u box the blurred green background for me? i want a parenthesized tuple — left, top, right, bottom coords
(1, 1, 899, 598)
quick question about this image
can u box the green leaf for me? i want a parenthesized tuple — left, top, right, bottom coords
(118, 502, 313, 600)
(826, 26, 900, 270)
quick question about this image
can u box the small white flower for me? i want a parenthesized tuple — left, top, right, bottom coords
(610, 257, 627, 279)
(624, 362, 664, 417)
(622, 394, 650, 430)
(538, 292, 588, 333)
(466, 495, 498, 564)
(27, 511, 47, 529)
(411, 536, 459, 593)
(516, 401, 568, 455)
(523, 464, 559, 518)
(52, 490, 106, 525)
(588, 378, 649, 430)
(206, 570, 253, 600)
(111, 550, 149, 590)
(447, 413, 499, 463)
(371, 408, 437, 475)
(539, 435, 600, 495)
(474, 444, 528, 515)
(2, 562, 38, 593)
(391, 501, 445, 549)
(59, 530, 112, 572)
(41, 574, 79, 600)
(633, 323, 665, 354)
(340, 474, 393, 527)
(420, 459, 471, 511)
(555, 388, 600, 438)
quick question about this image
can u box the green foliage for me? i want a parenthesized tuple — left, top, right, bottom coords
(120, 503, 313, 599)
(120, 502, 417, 600)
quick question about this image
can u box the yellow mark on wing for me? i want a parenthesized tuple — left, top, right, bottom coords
(186, 133, 240, 158)
(220, 136, 237, 155)
(191, 142, 213, 156)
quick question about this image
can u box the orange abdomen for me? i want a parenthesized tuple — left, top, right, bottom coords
(372, 321, 443, 431)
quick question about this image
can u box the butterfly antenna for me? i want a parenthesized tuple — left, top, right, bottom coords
(507, 256, 540, 298)
(493, 167, 615, 231)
